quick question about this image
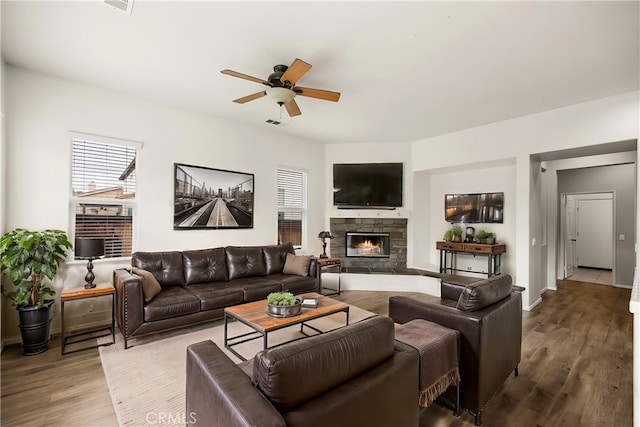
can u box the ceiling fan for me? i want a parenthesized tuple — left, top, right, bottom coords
(221, 58, 340, 117)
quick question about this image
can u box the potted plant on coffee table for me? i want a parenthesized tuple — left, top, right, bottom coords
(0, 228, 73, 355)
(266, 291, 302, 318)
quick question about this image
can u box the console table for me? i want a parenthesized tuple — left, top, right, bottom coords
(436, 241, 506, 278)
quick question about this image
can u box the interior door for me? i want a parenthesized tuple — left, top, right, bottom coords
(576, 198, 613, 269)
(564, 195, 576, 278)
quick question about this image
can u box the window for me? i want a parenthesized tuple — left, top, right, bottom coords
(277, 168, 306, 250)
(71, 134, 140, 258)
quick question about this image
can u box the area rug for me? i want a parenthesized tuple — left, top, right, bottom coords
(99, 306, 375, 427)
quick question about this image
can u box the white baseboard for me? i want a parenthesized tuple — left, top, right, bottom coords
(526, 297, 543, 311)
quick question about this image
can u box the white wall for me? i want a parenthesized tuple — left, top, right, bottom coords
(2, 65, 326, 342)
(415, 160, 517, 277)
(411, 91, 640, 309)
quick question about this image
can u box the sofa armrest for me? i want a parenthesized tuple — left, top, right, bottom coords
(186, 341, 285, 427)
(113, 268, 145, 340)
(307, 257, 318, 278)
(440, 280, 466, 301)
(389, 294, 522, 363)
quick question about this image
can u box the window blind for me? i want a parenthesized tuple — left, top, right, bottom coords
(72, 140, 136, 197)
(71, 138, 137, 258)
(277, 168, 306, 249)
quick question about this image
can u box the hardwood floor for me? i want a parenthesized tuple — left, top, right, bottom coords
(1, 280, 632, 426)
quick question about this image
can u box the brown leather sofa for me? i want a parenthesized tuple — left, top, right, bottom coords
(185, 316, 420, 427)
(388, 274, 522, 426)
(113, 244, 317, 348)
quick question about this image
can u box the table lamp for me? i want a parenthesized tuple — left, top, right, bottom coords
(318, 231, 334, 258)
(75, 238, 105, 289)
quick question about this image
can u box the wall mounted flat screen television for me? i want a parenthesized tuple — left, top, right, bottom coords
(445, 192, 504, 223)
(333, 163, 403, 208)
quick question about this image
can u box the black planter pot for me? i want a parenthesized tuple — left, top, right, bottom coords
(17, 300, 54, 356)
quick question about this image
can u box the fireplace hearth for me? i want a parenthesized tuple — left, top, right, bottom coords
(346, 232, 390, 258)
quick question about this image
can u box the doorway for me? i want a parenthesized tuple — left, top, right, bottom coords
(561, 192, 614, 285)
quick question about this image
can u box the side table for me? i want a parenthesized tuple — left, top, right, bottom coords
(317, 258, 341, 296)
(60, 282, 116, 355)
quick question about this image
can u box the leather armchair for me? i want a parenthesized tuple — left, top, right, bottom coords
(388, 275, 522, 426)
(185, 316, 420, 427)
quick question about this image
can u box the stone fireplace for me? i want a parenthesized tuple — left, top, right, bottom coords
(330, 218, 407, 270)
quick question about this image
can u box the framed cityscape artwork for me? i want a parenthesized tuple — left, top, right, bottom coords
(173, 163, 254, 230)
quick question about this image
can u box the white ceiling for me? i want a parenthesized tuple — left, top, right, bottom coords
(2, 1, 638, 145)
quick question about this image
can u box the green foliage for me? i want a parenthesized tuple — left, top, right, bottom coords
(475, 229, 490, 240)
(451, 225, 464, 237)
(443, 229, 454, 240)
(267, 291, 299, 306)
(0, 228, 72, 308)
(474, 230, 495, 243)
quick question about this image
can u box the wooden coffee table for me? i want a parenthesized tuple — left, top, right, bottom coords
(224, 292, 349, 361)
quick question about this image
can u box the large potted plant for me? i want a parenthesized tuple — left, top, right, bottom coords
(0, 228, 72, 355)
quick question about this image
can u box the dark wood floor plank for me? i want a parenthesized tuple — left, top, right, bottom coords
(1, 280, 632, 426)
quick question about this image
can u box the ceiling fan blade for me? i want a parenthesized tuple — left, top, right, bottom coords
(285, 99, 302, 117)
(221, 69, 271, 86)
(280, 59, 312, 85)
(233, 91, 266, 104)
(295, 86, 341, 102)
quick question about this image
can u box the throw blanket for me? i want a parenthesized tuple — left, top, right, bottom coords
(395, 319, 460, 407)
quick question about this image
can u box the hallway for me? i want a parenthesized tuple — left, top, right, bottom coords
(568, 267, 612, 285)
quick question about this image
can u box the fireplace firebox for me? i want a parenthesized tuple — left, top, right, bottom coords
(345, 232, 390, 258)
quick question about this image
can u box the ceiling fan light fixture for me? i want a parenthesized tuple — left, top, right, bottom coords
(266, 87, 296, 105)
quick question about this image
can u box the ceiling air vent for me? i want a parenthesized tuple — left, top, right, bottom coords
(266, 119, 288, 127)
(105, 0, 134, 15)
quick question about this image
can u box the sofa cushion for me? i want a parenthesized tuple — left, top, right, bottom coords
(132, 267, 162, 302)
(143, 286, 200, 321)
(231, 277, 283, 302)
(185, 283, 244, 311)
(182, 247, 229, 285)
(263, 244, 295, 275)
(252, 316, 395, 412)
(456, 274, 513, 311)
(270, 273, 317, 294)
(282, 253, 312, 277)
(132, 251, 185, 287)
(226, 246, 266, 280)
